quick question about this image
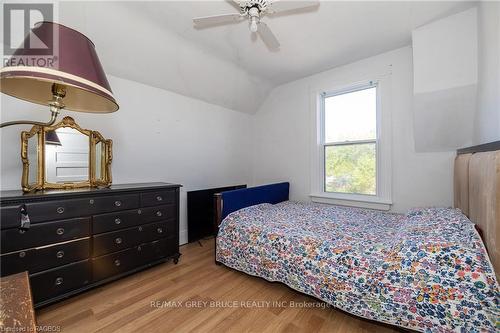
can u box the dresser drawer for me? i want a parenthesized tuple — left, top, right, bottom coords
(1, 217, 90, 253)
(30, 260, 90, 304)
(140, 205, 175, 223)
(92, 239, 167, 282)
(1, 239, 89, 276)
(93, 209, 143, 234)
(93, 205, 175, 234)
(0, 205, 21, 229)
(141, 190, 176, 207)
(92, 220, 172, 257)
(25, 194, 140, 223)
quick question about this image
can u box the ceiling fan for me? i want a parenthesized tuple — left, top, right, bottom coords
(192, 0, 320, 50)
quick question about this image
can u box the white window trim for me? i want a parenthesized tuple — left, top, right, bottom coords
(309, 75, 392, 211)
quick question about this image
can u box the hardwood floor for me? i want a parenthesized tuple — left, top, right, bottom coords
(37, 239, 400, 333)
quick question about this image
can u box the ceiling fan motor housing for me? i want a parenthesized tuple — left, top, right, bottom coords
(239, 0, 269, 15)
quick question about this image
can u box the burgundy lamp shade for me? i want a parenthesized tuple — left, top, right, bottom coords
(0, 22, 118, 113)
(45, 130, 62, 145)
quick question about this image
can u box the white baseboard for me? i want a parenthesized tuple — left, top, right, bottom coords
(179, 228, 188, 245)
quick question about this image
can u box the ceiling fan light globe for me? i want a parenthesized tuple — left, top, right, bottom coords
(250, 21, 259, 32)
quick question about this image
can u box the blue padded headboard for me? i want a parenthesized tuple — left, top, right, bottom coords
(220, 182, 289, 220)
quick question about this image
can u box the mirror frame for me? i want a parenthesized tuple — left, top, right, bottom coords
(21, 125, 44, 192)
(90, 130, 113, 187)
(21, 116, 113, 192)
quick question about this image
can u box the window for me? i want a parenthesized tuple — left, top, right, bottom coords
(322, 85, 377, 196)
(310, 78, 391, 210)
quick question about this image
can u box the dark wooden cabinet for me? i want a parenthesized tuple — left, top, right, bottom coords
(0, 182, 181, 308)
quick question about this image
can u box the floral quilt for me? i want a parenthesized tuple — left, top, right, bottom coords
(216, 201, 500, 332)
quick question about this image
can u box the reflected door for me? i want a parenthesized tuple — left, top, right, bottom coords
(45, 128, 90, 183)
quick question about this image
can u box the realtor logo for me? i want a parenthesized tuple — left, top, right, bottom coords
(4, 3, 53, 55)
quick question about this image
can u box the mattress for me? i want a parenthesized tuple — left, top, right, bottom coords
(216, 201, 499, 332)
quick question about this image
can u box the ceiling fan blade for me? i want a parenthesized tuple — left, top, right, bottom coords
(258, 22, 280, 50)
(270, 0, 319, 13)
(193, 13, 243, 27)
(226, 0, 242, 11)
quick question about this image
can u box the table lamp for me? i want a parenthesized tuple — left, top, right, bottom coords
(0, 21, 118, 128)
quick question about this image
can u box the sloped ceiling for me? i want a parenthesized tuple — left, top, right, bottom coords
(58, 1, 476, 114)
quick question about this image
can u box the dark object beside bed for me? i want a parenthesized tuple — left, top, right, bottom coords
(187, 184, 246, 243)
(214, 182, 289, 228)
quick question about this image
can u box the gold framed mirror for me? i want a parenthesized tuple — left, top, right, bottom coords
(21, 116, 113, 192)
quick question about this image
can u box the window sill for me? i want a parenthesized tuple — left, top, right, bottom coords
(309, 193, 392, 211)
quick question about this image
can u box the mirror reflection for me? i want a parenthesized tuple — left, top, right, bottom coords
(95, 141, 103, 181)
(44, 128, 90, 184)
(27, 135, 38, 185)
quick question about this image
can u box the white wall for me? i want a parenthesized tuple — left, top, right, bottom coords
(0, 75, 253, 244)
(412, 7, 478, 152)
(475, 1, 500, 144)
(252, 47, 455, 213)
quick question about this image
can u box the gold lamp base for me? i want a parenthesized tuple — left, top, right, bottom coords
(0, 84, 66, 128)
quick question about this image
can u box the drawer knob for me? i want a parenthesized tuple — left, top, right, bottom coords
(115, 218, 121, 225)
(114, 259, 121, 266)
(156, 211, 162, 217)
(156, 195, 163, 202)
(56, 228, 65, 235)
(19, 251, 26, 258)
(138, 226, 143, 232)
(115, 237, 122, 244)
(57, 207, 65, 214)
(55, 277, 64, 286)
(56, 250, 64, 259)
(137, 246, 142, 252)
(89, 199, 95, 205)
(137, 209, 142, 215)
(115, 201, 122, 207)
(157, 227, 163, 234)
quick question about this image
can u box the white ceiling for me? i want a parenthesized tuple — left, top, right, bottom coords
(58, 1, 477, 113)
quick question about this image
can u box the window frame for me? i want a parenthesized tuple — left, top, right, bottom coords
(320, 83, 379, 196)
(310, 77, 392, 210)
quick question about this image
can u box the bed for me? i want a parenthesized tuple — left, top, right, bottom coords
(214, 143, 500, 332)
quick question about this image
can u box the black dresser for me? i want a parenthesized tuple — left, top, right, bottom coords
(0, 182, 181, 307)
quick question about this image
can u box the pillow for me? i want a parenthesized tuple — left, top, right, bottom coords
(405, 207, 474, 226)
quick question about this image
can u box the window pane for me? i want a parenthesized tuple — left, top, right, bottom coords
(324, 87, 376, 142)
(325, 143, 376, 195)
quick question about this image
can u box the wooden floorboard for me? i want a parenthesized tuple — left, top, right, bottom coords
(36, 239, 401, 333)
